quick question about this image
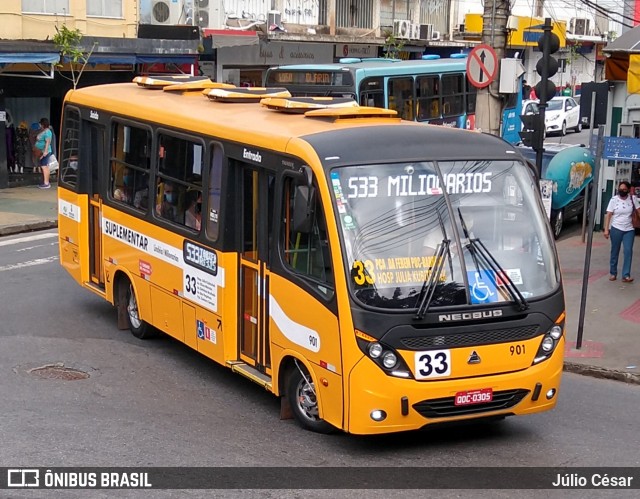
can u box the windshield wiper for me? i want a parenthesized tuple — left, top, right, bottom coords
(458, 209, 529, 311)
(414, 239, 450, 320)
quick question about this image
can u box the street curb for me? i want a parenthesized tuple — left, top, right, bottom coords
(564, 362, 640, 385)
(0, 220, 58, 237)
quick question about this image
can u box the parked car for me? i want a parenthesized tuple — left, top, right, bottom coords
(517, 143, 594, 239)
(521, 99, 540, 119)
(545, 96, 581, 136)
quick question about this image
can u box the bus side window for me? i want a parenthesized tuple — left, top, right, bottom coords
(387, 77, 414, 121)
(111, 122, 151, 210)
(442, 74, 465, 117)
(281, 176, 334, 294)
(155, 133, 203, 226)
(417, 75, 440, 121)
(59, 107, 81, 188)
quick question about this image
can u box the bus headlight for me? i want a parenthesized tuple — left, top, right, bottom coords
(355, 331, 411, 378)
(382, 352, 397, 369)
(533, 319, 565, 365)
(549, 325, 562, 340)
(541, 337, 554, 352)
(369, 343, 383, 359)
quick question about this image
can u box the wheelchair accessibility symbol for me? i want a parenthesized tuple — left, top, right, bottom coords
(468, 270, 498, 304)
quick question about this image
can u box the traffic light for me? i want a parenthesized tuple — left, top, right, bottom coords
(519, 113, 543, 148)
(534, 25, 560, 103)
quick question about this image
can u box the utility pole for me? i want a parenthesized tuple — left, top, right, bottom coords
(476, 0, 509, 136)
(535, 0, 544, 18)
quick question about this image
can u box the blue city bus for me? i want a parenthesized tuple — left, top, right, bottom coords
(264, 56, 522, 139)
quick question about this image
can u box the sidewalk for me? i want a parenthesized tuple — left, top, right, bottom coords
(0, 181, 58, 236)
(1, 184, 638, 384)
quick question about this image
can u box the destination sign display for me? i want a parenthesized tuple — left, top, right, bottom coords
(343, 172, 493, 199)
(267, 70, 353, 87)
(183, 240, 218, 276)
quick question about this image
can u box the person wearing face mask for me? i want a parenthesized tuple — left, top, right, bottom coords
(603, 181, 639, 282)
(157, 180, 179, 222)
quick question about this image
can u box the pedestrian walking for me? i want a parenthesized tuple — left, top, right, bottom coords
(603, 181, 639, 282)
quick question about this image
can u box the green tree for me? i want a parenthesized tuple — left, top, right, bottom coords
(382, 29, 405, 59)
(53, 25, 98, 89)
(566, 41, 582, 66)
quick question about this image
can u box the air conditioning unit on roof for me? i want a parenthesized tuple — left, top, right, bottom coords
(268, 10, 282, 27)
(151, 0, 182, 25)
(393, 19, 412, 40)
(410, 23, 422, 40)
(418, 24, 433, 41)
(570, 17, 591, 36)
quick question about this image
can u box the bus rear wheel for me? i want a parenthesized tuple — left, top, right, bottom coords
(287, 362, 334, 434)
(125, 281, 155, 339)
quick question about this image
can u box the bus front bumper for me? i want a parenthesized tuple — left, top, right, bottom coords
(346, 339, 564, 435)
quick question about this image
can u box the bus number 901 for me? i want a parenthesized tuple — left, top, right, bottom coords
(510, 344, 525, 355)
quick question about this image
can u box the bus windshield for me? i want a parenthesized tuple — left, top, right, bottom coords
(330, 160, 558, 310)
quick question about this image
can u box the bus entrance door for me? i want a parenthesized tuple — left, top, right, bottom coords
(88, 124, 105, 289)
(237, 166, 273, 382)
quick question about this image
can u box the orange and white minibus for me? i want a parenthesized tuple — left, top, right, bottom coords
(57, 76, 565, 434)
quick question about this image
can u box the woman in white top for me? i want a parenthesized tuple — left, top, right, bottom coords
(603, 181, 638, 282)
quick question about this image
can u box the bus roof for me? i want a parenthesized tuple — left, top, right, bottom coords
(268, 58, 468, 75)
(65, 82, 520, 168)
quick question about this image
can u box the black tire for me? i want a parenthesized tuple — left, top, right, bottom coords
(125, 281, 155, 339)
(561, 121, 567, 136)
(287, 363, 334, 434)
(574, 121, 582, 133)
(551, 210, 564, 240)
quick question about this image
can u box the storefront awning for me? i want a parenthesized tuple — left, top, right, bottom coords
(73, 54, 197, 65)
(62, 53, 197, 75)
(0, 52, 59, 78)
(86, 53, 137, 65)
(0, 52, 59, 64)
(136, 54, 197, 65)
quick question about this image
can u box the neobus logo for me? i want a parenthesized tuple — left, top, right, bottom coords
(90, 110, 99, 120)
(438, 310, 503, 322)
(243, 148, 262, 163)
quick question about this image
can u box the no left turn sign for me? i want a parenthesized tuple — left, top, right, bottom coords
(466, 44, 498, 89)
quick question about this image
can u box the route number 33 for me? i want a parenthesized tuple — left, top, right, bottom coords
(352, 260, 374, 286)
(414, 349, 451, 379)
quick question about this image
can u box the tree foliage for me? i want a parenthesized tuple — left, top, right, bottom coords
(52, 24, 97, 89)
(382, 29, 405, 59)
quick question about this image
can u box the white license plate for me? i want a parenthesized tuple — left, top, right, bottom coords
(454, 388, 493, 406)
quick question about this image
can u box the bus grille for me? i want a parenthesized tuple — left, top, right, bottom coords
(400, 325, 539, 350)
(413, 389, 529, 418)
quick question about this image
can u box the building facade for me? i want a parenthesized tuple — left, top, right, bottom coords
(1, 0, 481, 187)
(458, 9, 610, 95)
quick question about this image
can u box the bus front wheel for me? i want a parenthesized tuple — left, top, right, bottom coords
(287, 361, 334, 434)
(125, 281, 155, 339)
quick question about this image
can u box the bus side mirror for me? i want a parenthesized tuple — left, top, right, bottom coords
(293, 185, 316, 234)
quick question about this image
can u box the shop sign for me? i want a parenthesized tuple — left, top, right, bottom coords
(258, 41, 334, 64)
(335, 44, 377, 58)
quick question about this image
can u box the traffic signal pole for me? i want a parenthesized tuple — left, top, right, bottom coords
(532, 18, 560, 177)
(535, 18, 555, 177)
